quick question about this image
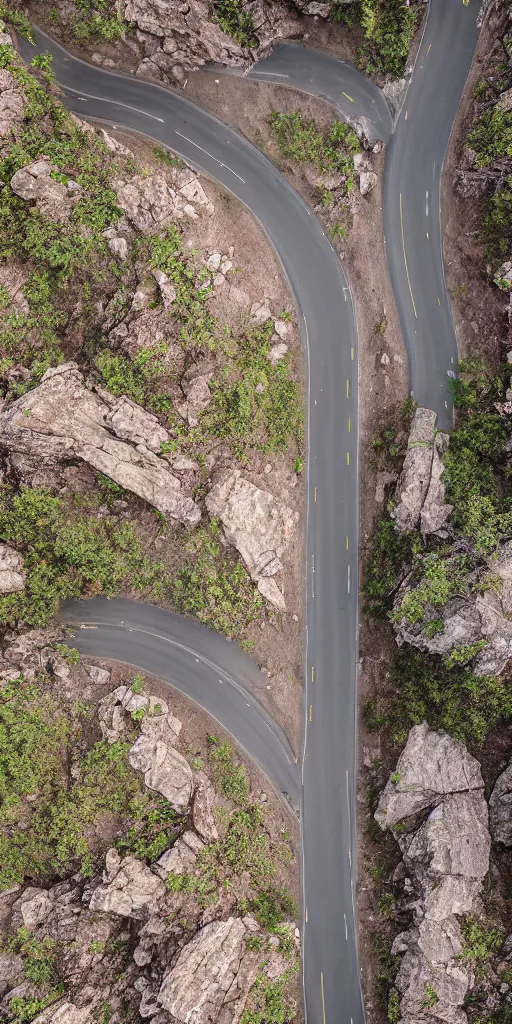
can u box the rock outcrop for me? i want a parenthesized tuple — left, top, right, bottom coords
(489, 758, 512, 846)
(206, 469, 297, 610)
(393, 540, 512, 676)
(10, 158, 79, 222)
(114, 166, 214, 234)
(157, 917, 260, 1023)
(392, 407, 452, 535)
(124, 0, 304, 85)
(0, 543, 25, 594)
(89, 853, 166, 918)
(0, 65, 25, 138)
(0, 363, 201, 525)
(376, 724, 491, 1024)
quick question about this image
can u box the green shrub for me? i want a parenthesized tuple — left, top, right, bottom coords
(375, 649, 512, 748)
(363, 517, 417, 617)
(333, 0, 419, 77)
(269, 111, 359, 192)
(207, 737, 249, 804)
(212, 0, 257, 47)
(0, 486, 166, 629)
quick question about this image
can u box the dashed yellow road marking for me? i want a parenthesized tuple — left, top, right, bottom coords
(346, 379, 350, 398)
(311, 665, 315, 683)
(438, 297, 441, 305)
(346, 452, 350, 465)
(346, 536, 349, 550)
(348, 417, 351, 432)
(399, 192, 418, 319)
(342, 91, 354, 103)
(309, 705, 313, 722)
(320, 973, 326, 1024)
(314, 487, 317, 502)
(351, 346, 355, 361)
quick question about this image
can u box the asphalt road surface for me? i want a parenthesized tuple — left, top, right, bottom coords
(61, 597, 299, 804)
(18, 6, 479, 1020)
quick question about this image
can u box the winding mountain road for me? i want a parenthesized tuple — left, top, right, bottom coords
(18, 4, 480, 1021)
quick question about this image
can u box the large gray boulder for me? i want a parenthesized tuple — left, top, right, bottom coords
(376, 725, 490, 1024)
(489, 759, 512, 846)
(89, 853, 166, 918)
(392, 408, 452, 535)
(0, 363, 200, 525)
(375, 723, 484, 828)
(206, 469, 297, 610)
(114, 167, 213, 233)
(157, 917, 260, 1023)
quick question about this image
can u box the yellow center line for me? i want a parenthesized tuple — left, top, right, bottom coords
(342, 91, 354, 103)
(309, 705, 313, 722)
(351, 346, 355, 360)
(320, 972, 326, 1024)
(346, 452, 350, 465)
(314, 487, 317, 502)
(346, 536, 349, 550)
(346, 379, 350, 398)
(348, 417, 351, 433)
(399, 192, 418, 319)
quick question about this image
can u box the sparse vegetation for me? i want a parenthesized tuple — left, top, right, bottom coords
(332, 0, 420, 78)
(269, 111, 359, 195)
(213, 0, 257, 48)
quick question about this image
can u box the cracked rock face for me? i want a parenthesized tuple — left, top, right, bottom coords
(376, 724, 490, 1024)
(0, 65, 25, 137)
(124, 0, 305, 84)
(0, 543, 25, 594)
(489, 758, 512, 846)
(393, 540, 512, 676)
(114, 167, 214, 234)
(0, 363, 200, 525)
(206, 469, 297, 610)
(392, 407, 453, 535)
(157, 917, 260, 1024)
(10, 159, 80, 222)
(89, 854, 166, 918)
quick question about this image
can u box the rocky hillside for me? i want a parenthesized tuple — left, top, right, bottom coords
(0, 21, 308, 660)
(13, 0, 422, 83)
(0, 631, 299, 1023)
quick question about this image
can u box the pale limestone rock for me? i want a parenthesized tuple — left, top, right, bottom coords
(489, 759, 512, 845)
(153, 831, 205, 879)
(375, 723, 484, 828)
(0, 363, 200, 525)
(267, 342, 288, 365)
(0, 543, 25, 594)
(392, 407, 437, 532)
(89, 855, 166, 918)
(257, 576, 287, 612)
(192, 772, 218, 843)
(359, 169, 378, 195)
(206, 469, 297, 580)
(157, 917, 260, 1023)
(10, 159, 78, 222)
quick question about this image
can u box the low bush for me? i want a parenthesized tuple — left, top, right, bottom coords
(0, 486, 166, 629)
(332, 0, 420, 78)
(212, 0, 256, 47)
(269, 111, 359, 193)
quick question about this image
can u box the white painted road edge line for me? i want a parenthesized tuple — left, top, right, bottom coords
(63, 86, 165, 122)
(175, 131, 246, 183)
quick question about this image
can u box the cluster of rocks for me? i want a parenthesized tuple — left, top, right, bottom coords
(376, 723, 492, 1024)
(0, 671, 296, 1024)
(0, 542, 25, 595)
(388, 407, 512, 675)
(120, 0, 342, 86)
